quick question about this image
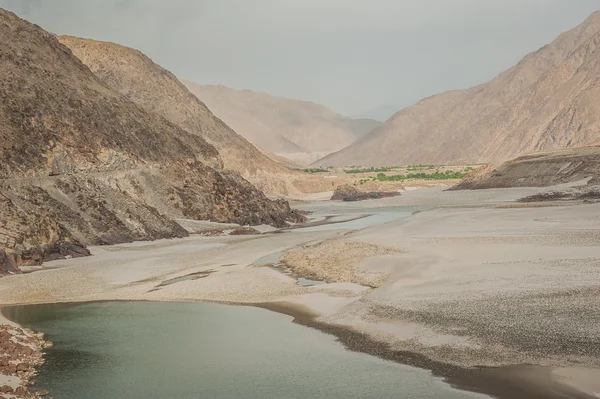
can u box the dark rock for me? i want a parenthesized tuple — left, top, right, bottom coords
(229, 227, 261, 236)
(16, 363, 29, 372)
(518, 186, 600, 203)
(0, 386, 12, 394)
(331, 184, 401, 202)
(0, 251, 19, 275)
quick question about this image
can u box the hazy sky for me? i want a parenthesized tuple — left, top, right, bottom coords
(1, 0, 599, 116)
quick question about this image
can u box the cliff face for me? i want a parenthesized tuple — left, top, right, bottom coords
(58, 36, 300, 195)
(317, 11, 600, 167)
(0, 9, 302, 274)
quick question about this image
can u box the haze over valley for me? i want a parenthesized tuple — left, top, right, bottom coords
(184, 83, 380, 165)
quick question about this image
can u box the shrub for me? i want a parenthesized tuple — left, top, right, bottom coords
(346, 167, 393, 174)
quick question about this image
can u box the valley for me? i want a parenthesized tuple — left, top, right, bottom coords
(184, 83, 380, 165)
(1, 4, 600, 399)
(2, 185, 599, 399)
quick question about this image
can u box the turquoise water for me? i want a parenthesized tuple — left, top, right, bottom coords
(3, 302, 488, 399)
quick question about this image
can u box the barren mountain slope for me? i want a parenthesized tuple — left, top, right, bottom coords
(318, 11, 600, 167)
(59, 36, 301, 195)
(0, 9, 302, 273)
(184, 83, 380, 164)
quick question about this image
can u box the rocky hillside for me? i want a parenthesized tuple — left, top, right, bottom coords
(453, 146, 600, 190)
(184, 83, 380, 165)
(58, 36, 302, 196)
(318, 11, 600, 167)
(0, 9, 303, 274)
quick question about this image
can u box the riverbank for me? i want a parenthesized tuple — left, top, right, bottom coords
(0, 184, 599, 398)
(0, 313, 49, 399)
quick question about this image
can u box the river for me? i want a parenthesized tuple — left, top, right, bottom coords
(3, 302, 488, 399)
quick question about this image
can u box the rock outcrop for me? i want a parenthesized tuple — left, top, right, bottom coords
(0, 9, 303, 273)
(317, 11, 600, 167)
(229, 227, 261, 236)
(0, 324, 48, 398)
(519, 186, 600, 203)
(331, 184, 401, 202)
(452, 146, 600, 190)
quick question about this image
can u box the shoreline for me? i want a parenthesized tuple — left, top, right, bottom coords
(0, 310, 50, 399)
(2, 298, 597, 399)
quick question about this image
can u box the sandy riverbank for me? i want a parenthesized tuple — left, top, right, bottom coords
(1, 184, 599, 398)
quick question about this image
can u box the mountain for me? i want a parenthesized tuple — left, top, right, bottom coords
(0, 9, 302, 273)
(317, 11, 600, 167)
(58, 36, 301, 196)
(352, 104, 400, 122)
(183, 83, 381, 165)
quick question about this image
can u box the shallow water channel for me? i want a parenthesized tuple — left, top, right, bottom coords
(292, 202, 418, 232)
(4, 302, 488, 399)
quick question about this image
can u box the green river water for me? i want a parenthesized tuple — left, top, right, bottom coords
(3, 301, 489, 399)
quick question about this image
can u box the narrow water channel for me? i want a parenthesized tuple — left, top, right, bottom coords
(4, 302, 488, 399)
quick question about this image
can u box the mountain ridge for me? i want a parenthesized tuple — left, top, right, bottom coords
(316, 10, 600, 167)
(58, 36, 302, 196)
(184, 82, 381, 165)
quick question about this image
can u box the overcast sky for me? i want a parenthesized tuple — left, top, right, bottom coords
(1, 0, 599, 116)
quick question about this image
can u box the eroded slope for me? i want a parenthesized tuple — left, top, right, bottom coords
(59, 36, 300, 195)
(0, 9, 302, 273)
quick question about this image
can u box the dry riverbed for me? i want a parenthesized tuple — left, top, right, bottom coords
(0, 184, 599, 399)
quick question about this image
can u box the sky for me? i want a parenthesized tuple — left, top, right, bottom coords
(1, 0, 599, 117)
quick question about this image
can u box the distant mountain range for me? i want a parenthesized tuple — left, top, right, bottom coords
(352, 104, 400, 122)
(184, 83, 381, 165)
(317, 11, 600, 167)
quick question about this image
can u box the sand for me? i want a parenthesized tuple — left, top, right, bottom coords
(1, 184, 599, 398)
(553, 368, 600, 397)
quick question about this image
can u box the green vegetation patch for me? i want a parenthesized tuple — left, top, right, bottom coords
(376, 168, 472, 182)
(406, 164, 437, 171)
(302, 168, 329, 174)
(346, 167, 393, 174)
